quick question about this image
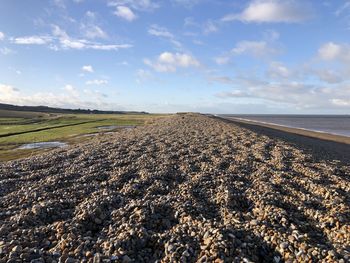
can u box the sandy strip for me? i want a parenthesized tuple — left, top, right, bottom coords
(219, 116, 350, 144)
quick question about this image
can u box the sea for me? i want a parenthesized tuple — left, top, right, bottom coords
(220, 115, 350, 137)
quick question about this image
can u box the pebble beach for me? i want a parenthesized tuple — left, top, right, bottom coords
(0, 113, 349, 262)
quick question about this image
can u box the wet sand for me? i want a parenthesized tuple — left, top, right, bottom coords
(0, 114, 349, 262)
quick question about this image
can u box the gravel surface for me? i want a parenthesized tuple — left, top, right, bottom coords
(0, 114, 349, 262)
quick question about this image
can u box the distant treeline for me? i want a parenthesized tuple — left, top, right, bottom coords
(0, 103, 148, 115)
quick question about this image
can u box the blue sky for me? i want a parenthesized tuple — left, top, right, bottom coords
(1, 0, 350, 113)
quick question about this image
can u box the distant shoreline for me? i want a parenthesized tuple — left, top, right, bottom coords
(220, 116, 350, 145)
(215, 115, 350, 164)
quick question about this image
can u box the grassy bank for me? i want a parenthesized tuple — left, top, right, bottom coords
(0, 111, 161, 161)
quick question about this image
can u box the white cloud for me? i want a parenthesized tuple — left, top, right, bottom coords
(0, 84, 19, 96)
(0, 47, 14, 55)
(148, 24, 182, 48)
(148, 24, 174, 38)
(108, 0, 159, 11)
(53, 0, 66, 8)
(144, 52, 200, 72)
(59, 38, 86, 49)
(193, 39, 204, 45)
(136, 69, 154, 83)
(209, 76, 235, 85)
(109, 1, 159, 25)
(119, 61, 129, 66)
(50, 25, 132, 51)
(137, 69, 152, 78)
(0, 83, 112, 109)
(85, 11, 96, 18)
(331, 99, 350, 107)
(114, 6, 137, 21)
(81, 24, 108, 39)
(8, 67, 21, 75)
(215, 40, 279, 65)
(63, 84, 79, 97)
(90, 44, 132, 50)
(318, 42, 342, 60)
(215, 90, 249, 98)
(52, 25, 68, 39)
(172, 0, 200, 8)
(214, 73, 350, 111)
(318, 42, 350, 61)
(335, 2, 350, 29)
(335, 2, 350, 16)
(268, 61, 290, 78)
(12, 36, 52, 45)
(83, 89, 108, 98)
(314, 69, 343, 84)
(203, 20, 219, 34)
(0, 32, 4, 41)
(232, 40, 278, 56)
(267, 58, 346, 84)
(82, 65, 94, 73)
(184, 17, 219, 35)
(214, 56, 231, 65)
(0, 83, 120, 110)
(222, 0, 311, 23)
(184, 17, 198, 27)
(86, 79, 108, 85)
(214, 38, 280, 65)
(263, 29, 280, 41)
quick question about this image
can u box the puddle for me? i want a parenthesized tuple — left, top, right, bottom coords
(97, 125, 135, 130)
(18, 141, 68, 150)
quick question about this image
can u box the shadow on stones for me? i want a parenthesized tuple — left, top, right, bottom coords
(189, 180, 222, 220)
(13, 200, 75, 228)
(272, 199, 336, 252)
(212, 228, 284, 263)
(111, 204, 182, 262)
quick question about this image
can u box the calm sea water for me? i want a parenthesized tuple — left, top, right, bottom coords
(221, 115, 350, 137)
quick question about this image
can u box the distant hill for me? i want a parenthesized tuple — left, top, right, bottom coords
(0, 103, 148, 115)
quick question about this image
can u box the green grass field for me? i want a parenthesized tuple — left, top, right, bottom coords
(0, 110, 162, 161)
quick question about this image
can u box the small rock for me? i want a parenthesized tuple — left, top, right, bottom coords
(182, 250, 190, 257)
(167, 244, 174, 252)
(65, 258, 76, 263)
(30, 258, 45, 263)
(203, 238, 212, 246)
(11, 245, 22, 253)
(280, 242, 289, 250)
(122, 255, 131, 263)
(327, 250, 335, 257)
(93, 253, 101, 263)
(273, 256, 281, 263)
(203, 231, 210, 239)
(250, 220, 258, 226)
(111, 255, 118, 260)
(94, 218, 102, 225)
(52, 251, 61, 257)
(31, 205, 42, 215)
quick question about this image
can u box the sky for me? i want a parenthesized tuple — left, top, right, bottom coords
(1, 0, 350, 114)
